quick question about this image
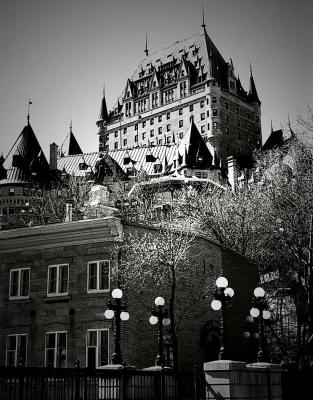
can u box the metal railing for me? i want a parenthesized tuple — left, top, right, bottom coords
(0, 365, 207, 400)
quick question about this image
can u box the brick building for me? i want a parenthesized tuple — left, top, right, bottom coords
(97, 24, 262, 173)
(0, 217, 258, 370)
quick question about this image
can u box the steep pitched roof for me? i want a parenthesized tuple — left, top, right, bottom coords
(68, 131, 83, 155)
(248, 73, 261, 105)
(177, 120, 213, 168)
(2, 124, 50, 184)
(263, 129, 284, 150)
(57, 145, 178, 178)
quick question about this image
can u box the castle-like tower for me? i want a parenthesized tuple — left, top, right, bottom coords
(97, 24, 261, 170)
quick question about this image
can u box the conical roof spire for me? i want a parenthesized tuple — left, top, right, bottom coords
(248, 63, 261, 105)
(99, 84, 109, 121)
(68, 121, 83, 155)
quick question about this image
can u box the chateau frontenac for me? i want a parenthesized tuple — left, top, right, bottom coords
(97, 25, 261, 171)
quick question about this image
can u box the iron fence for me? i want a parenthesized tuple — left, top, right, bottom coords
(0, 365, 207, 400)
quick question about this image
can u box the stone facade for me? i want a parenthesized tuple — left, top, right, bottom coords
(0, 217, 258, 370)
(98, 30, 262, 170)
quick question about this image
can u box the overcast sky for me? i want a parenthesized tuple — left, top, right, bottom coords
(0, 0, 312, 159)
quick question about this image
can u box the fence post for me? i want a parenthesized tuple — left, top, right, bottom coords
(193, 365, 199, 400)
(74, 360, 81, 400)
(18, 366, 25, 400)
(161, 364, 165, 400)
(121, 364, 127, 400)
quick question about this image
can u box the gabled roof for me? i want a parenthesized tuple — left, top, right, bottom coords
(177, 120, 213, 168)
(2, 124, 50, 184)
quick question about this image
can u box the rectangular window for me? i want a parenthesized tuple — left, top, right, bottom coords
(142, 132, 146, 140)
(201, 113, 205, 121)
(86, 329, 109, 368)
(166, 112, 170, 120)
(6, 334, 27, 366)
(135, 135, 138, 143)
(150, 118, 154, 125)
(124, 128, 127, 134)
(142, 121, 146, 128)
(189, 105, 193, 112)
(213, 122, 218, 129)
(167, 124, 171, 132)
(9, 268, 30, 299)
(45, 332, 67, 368)
(114, 142, 118, 149)
(212, 97, 217, 103)
(179, 108, 183, 116)
(201, 126, 205, 134)
(114, 131, 118, 138)
(213, 109, 218, 116)
(150, 130, 154, 137)
(158, 127, 162, 135)
(179, 120, 183, 128)
(207, 123, 210, 130)
(87, 260, 110, 293)
(47, 264, 69, 296)
(207, 110, 210, 117)
(123, 139, 127, 146)
(158, 115, 162, 122)
(9, 188, 15, 196)
(200, 100, 205, 108)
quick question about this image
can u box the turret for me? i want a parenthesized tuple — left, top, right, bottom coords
(248, 64, 261, 106)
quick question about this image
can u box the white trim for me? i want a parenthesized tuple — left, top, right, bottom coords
(87, 260, 110, 293)
(9, 268, 30, 300)
(86, 329, 110, 368)
(47, 264, 69, 297)
(45, 331, 67, 368)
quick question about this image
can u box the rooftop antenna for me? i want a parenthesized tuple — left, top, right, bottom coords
(27, 99, 32, 125)
(144, 33, 149, 57)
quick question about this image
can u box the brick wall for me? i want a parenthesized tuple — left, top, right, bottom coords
(0, 218, 258, 370)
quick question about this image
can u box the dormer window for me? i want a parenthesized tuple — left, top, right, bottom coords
(154, 163, 162, 173)
(79, 162, 88, 170)
(196, 156, 204, 163)
(127, 167, 136, 177)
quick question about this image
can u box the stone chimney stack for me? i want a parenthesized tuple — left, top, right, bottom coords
(49, 142, 58, 170)
(227, 156, 237, 192)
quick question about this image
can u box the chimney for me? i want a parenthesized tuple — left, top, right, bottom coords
(49, 142, 58, 170)
(65, 202, 73, 222)
(227, 156, 237, 192)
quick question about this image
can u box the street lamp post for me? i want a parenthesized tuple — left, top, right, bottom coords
(149, 296, 171, 366)
(249, 287, 271, 362)
(104, 288, 130, 365)
(211, 276, 234, 360)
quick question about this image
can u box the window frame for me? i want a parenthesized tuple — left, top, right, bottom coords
(87, 260, 110, 293)
(6, 334, 28, 367)
(86, 329, 109, 368)
(47, 264, 69, 297)
(9, 268, 30, 300)
(45, 331, 67, 368)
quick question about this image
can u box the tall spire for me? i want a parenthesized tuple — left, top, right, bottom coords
(144, 33, 149, 57)
(70, 119, 73, 133)
(248, 63, 261, 105)
(27, 99, 32, 125)
(99, 84, 108, 121)
(201, 4, 206, 32)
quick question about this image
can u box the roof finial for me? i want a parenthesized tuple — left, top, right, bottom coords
(250, 61, 253, 76)
(144, 33, 149, 57)
(271, 119, 273, 133)
(201, 4, 206, 31)
(70, 119, 73, 132)
(27, 99, 32, 125)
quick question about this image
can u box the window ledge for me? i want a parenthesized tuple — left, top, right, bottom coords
(44, 294, 72, 303)
(5, 297, 33, 305)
